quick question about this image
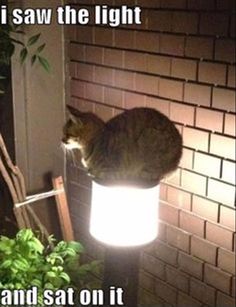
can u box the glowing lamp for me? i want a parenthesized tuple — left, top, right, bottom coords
(90, 181, 159, 247)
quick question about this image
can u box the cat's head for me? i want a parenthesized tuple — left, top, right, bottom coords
(62, 106, 104, 150)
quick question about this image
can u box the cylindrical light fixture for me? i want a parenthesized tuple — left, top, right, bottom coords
(89, 181, 159, 247)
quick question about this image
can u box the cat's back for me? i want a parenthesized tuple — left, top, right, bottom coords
(105, 107, 176, 136)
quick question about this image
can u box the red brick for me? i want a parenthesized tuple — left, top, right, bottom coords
(104, 87, 123, 108)
(124, 92, 146, 109)
(230, 13, 235, 38)
(197, 108, 223, 133)
(94, 104, 113, 122)
(167, 225, 191, 253)
(139, 270, 155, 292)
(69, 62, 76, 78)
(165, 168, 181, 186)
(137, 0, 161, 7)
(185, 36, 214, 60)
(147, 10, 172, 32)
(216, 292, 236, 307)
(190, 278, 216, 307)
(220, 205, 236, 231)
(114, 0, 136, 5)
(181, 170, 207, 196)
(124, 51, 146, 72)
(179, 148, 194, 169)
(94, 66, 113, 85)
(147, 54, 171, 76)
(155, 279, 178, 306)
(171, 58, 197, 81)
(158, 221, 168, 242)
(183, 127, 209, 151)
(76, 25, 93, 43)
(69, 43, 85, 61)
(208, 178, 235, 207)
(187, 0, 215, 10)
(85, 82, 104, 102)
(170, 102, 195, 126)
(94, 27, 113, 46)
(216, 0, 236, 10)
(161, 0, 186, 8)
(104, 48, 123, 67)
(159, 78, 183, 101)
(199, 13, 229, 36)
(199, 62, 227, 86)
(218, 248, 236, 274)
(167, 186, 192, 211)
(178, 252, 203, 279)
(172, 12, 198, 34)
(154, 240, 178, 266)
(222, 160, 236, 185)
(191, 236, 218, 265)
(135, 73, 159, 95)
(177, 292, 203, 307)
(160, 34, 185, 56)
(184, 83, 211, 107)
(224, 113, 236, 136)
(146, 97, 170, 117)
(66, 25, 76, 41)
(141, 253, 166, 280)
(212, 88, 236, 112)
(194, 152, 221, 178)
(85, 45, 103, 64)
(206, 222, 234, 250)
(115, 29, 135, 49)
(210, 133, 235, 160)
(70, 183, 91, 206)
(76, 63, 94, 81)
(205, 264, 232, 294)
(180, 211, 205, 237)
(159, 202, 179, 227)
(166, 265, 189, 293)
(135, 31, 159, 53)
(114, 70, 135, 90)
(160, 183, 168, 201)
(228, 65, 236, 88)
(71, 97, 93, 113)
(232, 276, 236, 297)
(215, 39, 236, 63)
(71, 79, 86, 98)
(139, 288, 165, 306)
(192, 195, 219, 223)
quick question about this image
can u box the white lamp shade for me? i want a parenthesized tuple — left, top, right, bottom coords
(89, 181, 159, 247)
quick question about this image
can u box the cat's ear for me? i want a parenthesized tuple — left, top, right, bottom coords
(67, 105, 83, 125)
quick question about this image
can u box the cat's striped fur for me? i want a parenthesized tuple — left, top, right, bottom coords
(63, 106, 182, 187)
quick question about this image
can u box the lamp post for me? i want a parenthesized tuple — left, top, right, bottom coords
(89, 181, 160, 307)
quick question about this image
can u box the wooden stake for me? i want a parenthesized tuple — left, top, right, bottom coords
(52, 176, 74, 241)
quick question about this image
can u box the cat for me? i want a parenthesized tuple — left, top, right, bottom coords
(62, 106, 182, 187)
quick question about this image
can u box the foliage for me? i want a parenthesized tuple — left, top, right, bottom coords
(0, 23, 50, 94)
(0, 229, 101, 306)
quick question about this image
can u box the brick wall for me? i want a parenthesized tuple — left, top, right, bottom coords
(66, 1, 236, 306)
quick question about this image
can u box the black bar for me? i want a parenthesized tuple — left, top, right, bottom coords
(102, 247, 140, 307)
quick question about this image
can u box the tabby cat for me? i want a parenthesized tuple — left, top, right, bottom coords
(62, 106, 182, 187)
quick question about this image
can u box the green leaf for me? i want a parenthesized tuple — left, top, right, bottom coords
(27, 33, 41, 46)
(20, 47, 28, 64)
(38, 56, 50, 72)
(59, 272, 70, 283)
(37, 43, 46, 54)
(31, 54, 37, 65)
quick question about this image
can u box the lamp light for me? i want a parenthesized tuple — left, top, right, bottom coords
(90, 181, 159, 246)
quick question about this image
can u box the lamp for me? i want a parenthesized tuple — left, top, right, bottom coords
(89, 181, 160, 307)
(90, 181, 159, 246)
